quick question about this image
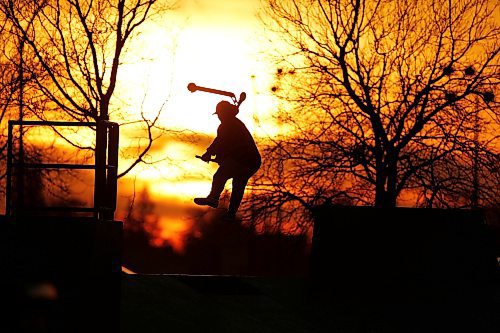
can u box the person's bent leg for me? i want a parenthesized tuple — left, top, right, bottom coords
(208, 165, 231, 201)
(228, 175, 250, 216)
(228, 162, 260, 216)
(195, 164, 231, 208)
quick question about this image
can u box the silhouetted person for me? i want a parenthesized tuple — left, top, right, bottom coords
(194, 101, 261, 219)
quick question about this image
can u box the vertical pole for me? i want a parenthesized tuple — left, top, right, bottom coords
(104, 122, 119, 221)
(6, 121, 13, 216)
(94, 120, 108, 219)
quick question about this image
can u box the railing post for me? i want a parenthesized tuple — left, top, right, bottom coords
(103, 122, 119, 221)
(6, 121, 13, 216)
(94, 120, 108, 220)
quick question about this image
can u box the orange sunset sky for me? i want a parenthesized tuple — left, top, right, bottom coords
(15, 0, 496, 251)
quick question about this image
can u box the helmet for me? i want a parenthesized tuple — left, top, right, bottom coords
(214, 100, 238, 117)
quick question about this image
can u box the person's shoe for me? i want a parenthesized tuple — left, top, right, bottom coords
(194, 197, 218, 208)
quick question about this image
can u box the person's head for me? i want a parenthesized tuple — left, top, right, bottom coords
(214, 100, 238, 121)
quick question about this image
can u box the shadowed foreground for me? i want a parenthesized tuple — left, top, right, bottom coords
(3, 208, 499, 332)
(122, 207, 500, 333)
(121, 274, 500, 333)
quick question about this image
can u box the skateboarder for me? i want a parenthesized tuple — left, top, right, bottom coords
(194, 100, 261, 219)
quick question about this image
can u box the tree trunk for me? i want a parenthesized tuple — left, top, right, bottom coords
(375, 188, 397, 207)
(374, 157, 398, 208)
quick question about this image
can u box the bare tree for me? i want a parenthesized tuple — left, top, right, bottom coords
(253, 0, 499, 225)
(0, 1, 46, 200)
(1, 0, 175, 177)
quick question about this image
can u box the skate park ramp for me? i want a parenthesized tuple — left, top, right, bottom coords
(121, 207, 500, 333)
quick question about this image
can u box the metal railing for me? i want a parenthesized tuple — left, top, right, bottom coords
(6, 120, 119, 220)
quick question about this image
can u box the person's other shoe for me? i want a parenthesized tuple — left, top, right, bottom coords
(194, 197, 218, 208)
